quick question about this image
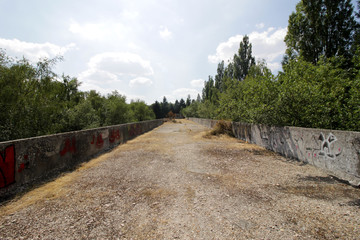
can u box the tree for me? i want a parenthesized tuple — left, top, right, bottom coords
(284, 0, 357, 65)
(233, 35, 255, 81)
(179, 98, 186, 109)
(186, 94, 191, 106)
(174, 100, 181, 113)
(215, 60, 225, 92)
(151, 101, 162, 119)
(196, 94, 201, 102)
(104, 91, 131, 125)
(129, 100, 155, 122)
(161, 96, 169, 118)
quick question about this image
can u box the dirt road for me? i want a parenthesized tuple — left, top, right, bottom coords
(0, 120, 359, 239)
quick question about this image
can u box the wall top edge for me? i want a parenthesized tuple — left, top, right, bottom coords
(0, 119, 163, 145)
(188, 117, 360, 135)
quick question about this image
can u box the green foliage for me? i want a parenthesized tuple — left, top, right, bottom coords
(284, 0, 357, 65)
(233, 35, 255, 81)
(218, 62, 279, 125)
(182, 23, 360, 131)
(104, 91, 132, 126)
(0, 50, 156, 141)
(277, 57, 357, 129)
(65, 99, 101, 131)
(129, 100, 156, 122)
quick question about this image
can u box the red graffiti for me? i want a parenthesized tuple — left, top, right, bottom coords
(96, 134, 104, 148)
(0, 145, 16, 188)
(60, 137, 76, 156)
(109, 129, 120, 143)
(129, 124, 142, 137)
(91, 134, 104, 148)
(18, 163, 25, 173)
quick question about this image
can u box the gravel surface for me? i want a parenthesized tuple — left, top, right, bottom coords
(0, 120, 359, 239)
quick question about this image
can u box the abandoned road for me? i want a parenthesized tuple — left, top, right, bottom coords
(0, 120, 359, 239)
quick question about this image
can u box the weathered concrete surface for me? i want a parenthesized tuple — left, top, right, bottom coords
(189, 118, 360, 186)
(0, 120, 359, 239)
(0, 120, 163, 199)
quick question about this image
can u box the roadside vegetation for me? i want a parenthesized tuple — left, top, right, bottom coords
(0, 53, 155, 142)
(182, 0, 360, 132)
(2, 0, 360, 142)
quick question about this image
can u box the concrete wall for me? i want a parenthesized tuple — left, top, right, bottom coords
(0, 120, 163, 199)
(189, 118, 360, 186)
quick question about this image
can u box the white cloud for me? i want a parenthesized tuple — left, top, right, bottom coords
(88, 52, 154, 76)
(128, 42, 141, 50)
(208, 35, 242, 64)
(191, 79, 205, 89)
(256, 23, 265, 29)
(159, 26, 173, 40)
(121, 10, 139, 19)
(0, 38, 75, 62)
(171, 88, 200, 101)
(69, 20, 127, 41)
(208, 27, 287, 72)
(129, 77, 153, 88)
(78, 52, 154, 98)
(78, 68, 120, 84)
(79, 81, 114, 96)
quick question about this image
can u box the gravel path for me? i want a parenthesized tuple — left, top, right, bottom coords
(1, 120, 359, 239)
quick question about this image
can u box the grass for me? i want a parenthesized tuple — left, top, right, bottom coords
(203, 120, 234, 138)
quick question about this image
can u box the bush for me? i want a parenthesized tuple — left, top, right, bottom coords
(208, 120, 234, 137)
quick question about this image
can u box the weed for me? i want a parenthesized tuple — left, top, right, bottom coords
(205, 120, 234, 138)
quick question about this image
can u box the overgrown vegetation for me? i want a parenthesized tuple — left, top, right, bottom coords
(0, 52, 155, 142)
(182, 0, 360, 132)
(204, 120, 234, 138)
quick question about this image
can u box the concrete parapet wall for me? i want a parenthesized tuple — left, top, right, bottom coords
(189, 118, 360, 186)
(0, 120, 164, 199)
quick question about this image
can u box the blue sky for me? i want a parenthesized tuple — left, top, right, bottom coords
(1, 0, 302, 103)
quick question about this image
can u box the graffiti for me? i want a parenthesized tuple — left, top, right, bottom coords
(0, 145, 16, 188)
(306, 132, 341, 162)
(91, 134, 104, 148)
(109, 129, 121, 143)
(318, 133, 341, 159)
(60, 137, 76, 156)
(129, 124, 142, 137)
(18, 155, 30, 173)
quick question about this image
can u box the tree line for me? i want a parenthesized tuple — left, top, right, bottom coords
(151, 95, 200, 119)
(0, 52, 155, 142)
(182, 0, 360, 132)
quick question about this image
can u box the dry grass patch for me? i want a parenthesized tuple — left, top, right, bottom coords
(203, 120, 233, 138)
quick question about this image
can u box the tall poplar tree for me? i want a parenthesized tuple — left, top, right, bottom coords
(233, 35, 255, 81)
(284, 0, 357, 65)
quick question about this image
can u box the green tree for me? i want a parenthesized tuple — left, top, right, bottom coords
(215, 60, 225, 92)
(277, 56, 358, 130)
(179, 98, 186, 110)
(104, 91, 131, 125)
(186, 94, 191, 106)
(151, 101, 162, 119)
(284, 0, 357, 65)
(174, 100, 181, 113)
(161, 96, 170, 118)
(85, 90, 106, 126)
(129, 100, 155, 122)
(233, 35, 255, 81)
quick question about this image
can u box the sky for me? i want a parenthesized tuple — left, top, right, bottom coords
(0, 0, 301, 104)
